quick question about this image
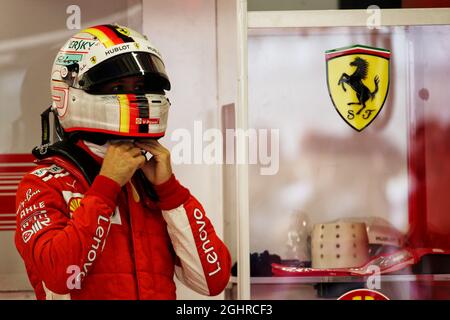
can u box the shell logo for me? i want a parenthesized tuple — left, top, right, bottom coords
(69, 198, 82, 213)
(338, 289, 389, 300)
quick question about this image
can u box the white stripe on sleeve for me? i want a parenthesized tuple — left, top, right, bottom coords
(162, 205, 210, 295)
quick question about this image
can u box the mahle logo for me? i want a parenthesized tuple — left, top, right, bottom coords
(326, 45, 390, 131)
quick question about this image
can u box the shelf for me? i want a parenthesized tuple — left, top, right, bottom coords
(248, 8, 450, 28)
(229, 274, 450, 285)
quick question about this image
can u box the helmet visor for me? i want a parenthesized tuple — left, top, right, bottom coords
(80, 52, 171, 92)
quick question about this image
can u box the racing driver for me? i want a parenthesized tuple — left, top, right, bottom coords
(14, 24, 231, 300)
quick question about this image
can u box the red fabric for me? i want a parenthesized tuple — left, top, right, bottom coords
(87, 175, 121, 207)
(15, 156, 231, 299)
(402, 0, 450, 8)
(153, 175, 190, 210)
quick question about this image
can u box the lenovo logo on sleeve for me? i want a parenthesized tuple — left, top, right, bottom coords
(193, 208, 221, 277)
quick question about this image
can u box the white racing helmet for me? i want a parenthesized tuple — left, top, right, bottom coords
(50, 24, 171, 139)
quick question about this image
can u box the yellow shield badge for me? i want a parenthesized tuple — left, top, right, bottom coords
(326, 45, 390, 131)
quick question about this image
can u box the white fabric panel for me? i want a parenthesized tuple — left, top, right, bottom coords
(162, 206, 209, 296)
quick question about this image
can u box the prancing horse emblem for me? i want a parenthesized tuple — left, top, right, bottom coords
(326, 45, 390, 132)
(338, 57, 380, 116)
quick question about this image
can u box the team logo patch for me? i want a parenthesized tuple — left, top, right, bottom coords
(90, 56, 97, 64)
(326, 45, 390, 131)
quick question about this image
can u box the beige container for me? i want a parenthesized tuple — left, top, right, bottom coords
(311, 222, 369, 269)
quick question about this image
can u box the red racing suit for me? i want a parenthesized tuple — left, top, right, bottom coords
(15, 153, 231, 300)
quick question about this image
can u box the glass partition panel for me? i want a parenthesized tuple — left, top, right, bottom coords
(247, 25, 450, 300)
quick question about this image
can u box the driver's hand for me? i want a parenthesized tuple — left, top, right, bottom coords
(135, 140, 173, 185)
(99, 142, 146, 187)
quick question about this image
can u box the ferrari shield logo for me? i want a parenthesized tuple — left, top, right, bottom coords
(326, 45, 390, 131)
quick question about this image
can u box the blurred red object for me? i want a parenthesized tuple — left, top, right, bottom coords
(408, 120, 450, 249)
(402, 0, 450, 8)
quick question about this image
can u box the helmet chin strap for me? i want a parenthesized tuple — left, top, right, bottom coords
(40, 106, 52, 146)
(35, 106, 60, 155)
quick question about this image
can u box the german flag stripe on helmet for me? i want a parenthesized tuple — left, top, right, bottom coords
(82, 27, 115, 48)
(128, 94, 139, 133)
(118, 94, 150, 134)
(105, 24, 135, 44)
(83, 25, 133, 48)
(137, 96, 150, 133)
(118, 95, 130, 133)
